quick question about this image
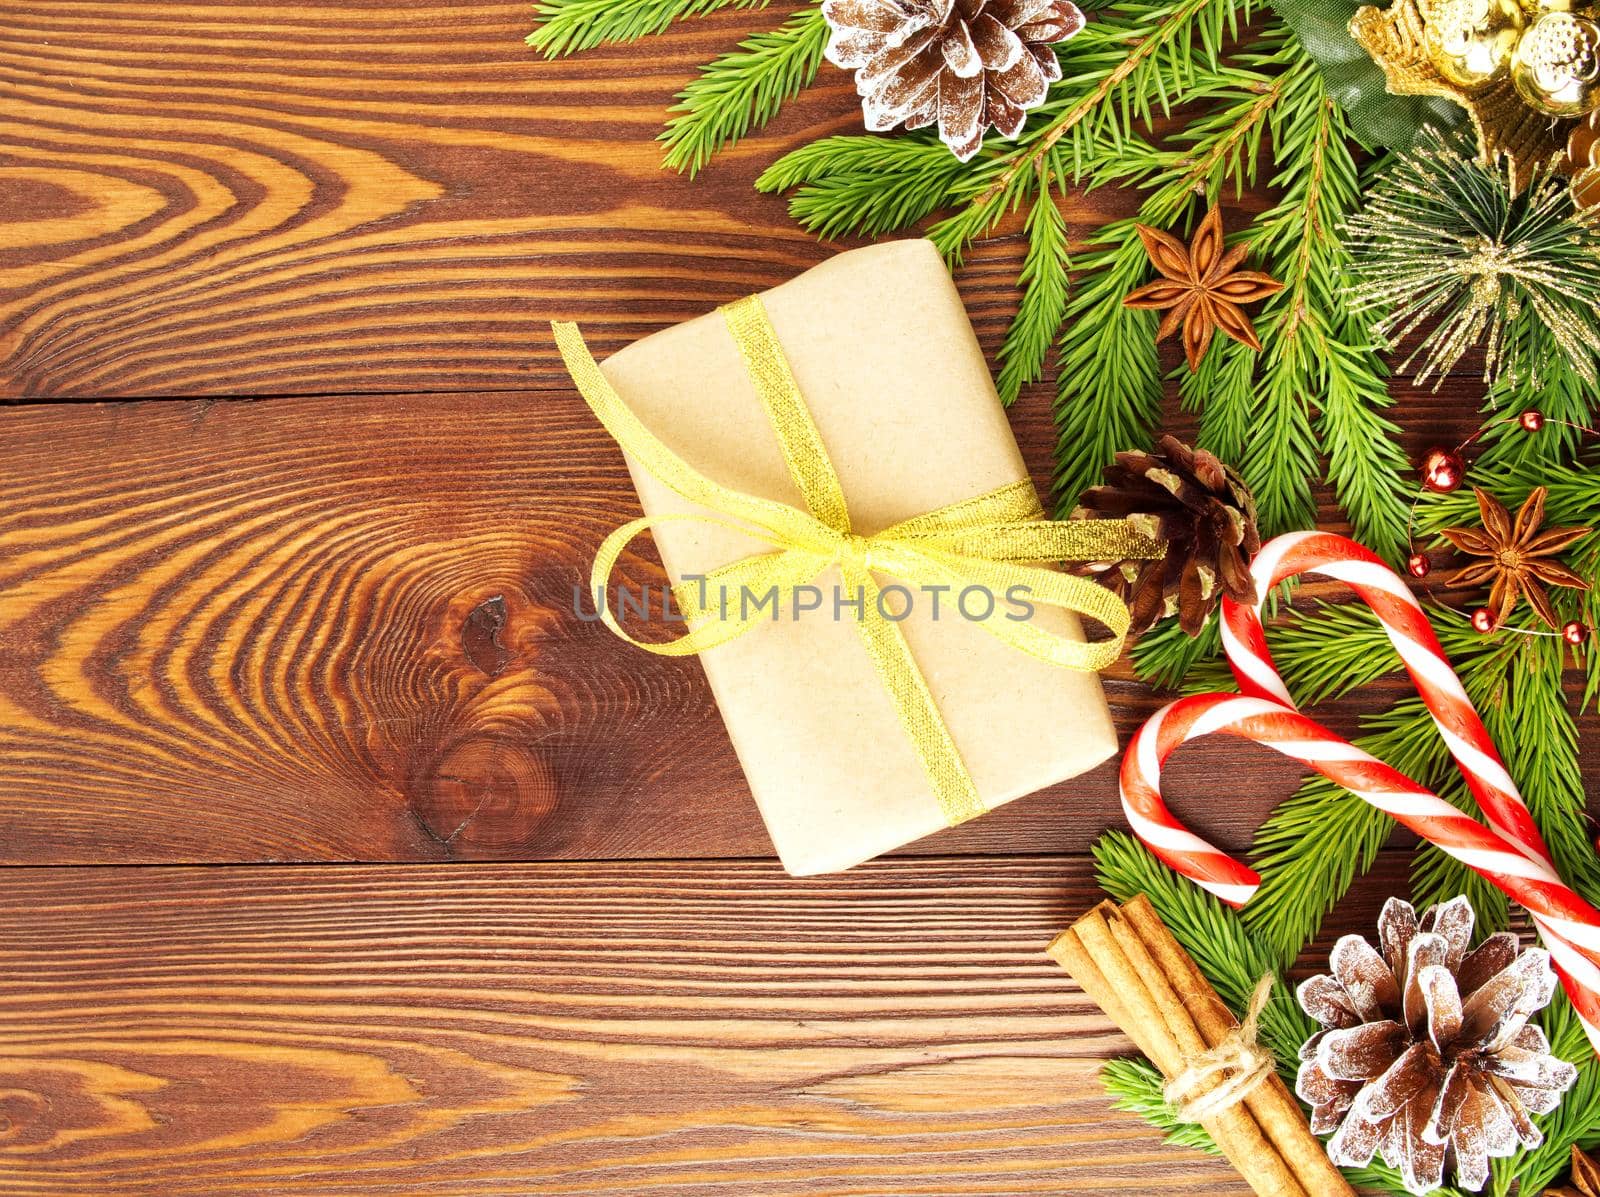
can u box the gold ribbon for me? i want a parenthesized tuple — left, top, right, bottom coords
(552, 295, 1164, 827)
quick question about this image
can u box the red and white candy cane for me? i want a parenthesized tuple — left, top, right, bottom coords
(1121, 530, 1600, 1054)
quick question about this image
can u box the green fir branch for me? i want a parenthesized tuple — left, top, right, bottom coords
(528, 0, 770, 56)
(1131, 615, 1225, 690)
(996, 189, 1074, 405)
(1052, 226, 1166, 509)
(1100, 1057, 1221, 1154)
(1234, 580, 1596, 957)
(1239, 599, 1391, 702)
(1478, 317, 1599, 469)
(660, 8, 829, 176)
(1229, 611, 1448, 960)
(1053, 30, 1411, 548)
(1128, 584, 1294, 693)
(756, 136, 970, 240)
(1181, 317, 1259, 469)
(973, 0, 1261, 206)
(763, 0, 1267, 269)
(1416, 470, 1600, 900)
(1092, 839, 1575, 1196)
(1460, 625, 1596, 902)
(1219, 46, 1408, 553)
(1243, 748, 1403, 966)
(1051, 58, 1287, 507)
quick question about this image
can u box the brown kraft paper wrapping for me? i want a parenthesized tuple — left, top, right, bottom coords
(596, 239, 1119, 875)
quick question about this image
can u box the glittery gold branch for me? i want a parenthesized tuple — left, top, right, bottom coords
(1345, 128, 1600, 389)
(1350, 0, 1568, 185)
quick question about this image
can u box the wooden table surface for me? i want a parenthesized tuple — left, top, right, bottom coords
(3, 3, 1594, 1194)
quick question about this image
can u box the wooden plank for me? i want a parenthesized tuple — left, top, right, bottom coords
(0, 0, 1503, 425)
(0, 389, 1360, 864)
(3, 389, 1591, 865)
(0, 0, 890, 397)
(0, 854, 1411, 1195)
(2, 2, 1585, 870)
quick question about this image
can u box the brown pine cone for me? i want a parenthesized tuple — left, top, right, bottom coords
(1298, 897, 1578, 1195)
(821, 0, 1085, 161)
(1548, 1145, 1600, 1196)
(1070, 436, 1260, 636)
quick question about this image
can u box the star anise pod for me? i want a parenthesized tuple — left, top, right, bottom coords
(1122, 205, 1284, 372)
(1439, 487, 1591, 630)
(1548, 1145, 1600, 1196)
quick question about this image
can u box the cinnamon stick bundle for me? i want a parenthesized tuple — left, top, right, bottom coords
(1048, 898, 1354, 1197)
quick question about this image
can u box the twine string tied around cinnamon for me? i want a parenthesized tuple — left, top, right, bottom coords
(1164, 974, 1277, 1123)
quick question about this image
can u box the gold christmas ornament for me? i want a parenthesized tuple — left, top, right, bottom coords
(1351, 0, 1569, 185)
(1425, 0, 1526, 87)
(1510, 5, 1600, 115)
(1567, 110, 1600, 203)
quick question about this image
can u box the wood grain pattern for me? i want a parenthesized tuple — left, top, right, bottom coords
(1, 388, 1369, 864)
(0, 0, 1533, 428)
(2, 0, 1593, 872)
(0, 854, 1415, 1196)
(0, 0, 850, 397)
(3, 3, 1597, 1192)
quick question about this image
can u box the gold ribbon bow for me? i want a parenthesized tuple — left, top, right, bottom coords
(552, 295, 1164, 827)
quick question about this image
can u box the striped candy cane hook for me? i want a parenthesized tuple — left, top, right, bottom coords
(1223, 532, 1553, 871)
(1120, 532, 1600, 1053)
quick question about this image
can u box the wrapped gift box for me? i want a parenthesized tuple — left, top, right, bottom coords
(593, 239, 1119, 874)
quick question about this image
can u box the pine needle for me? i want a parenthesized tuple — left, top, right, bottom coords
(1095, 831, 1311, 1066)
(757, 135, 970, 240)
(1476, 315, 1599, 469)
(1094, 825, 1577, 1195)
(660, 8, 829, 177)
(1131, 615, 1224, 690)
(1346, 128, 1600, 391)
(1228, 575, 1598, 957)
(1223, 49, 1408, 553)
(1052, 224, 1166, 509)
(996, 189, 1073, 405)
(528, 0, 770, 57)
(1100, 1057, 1221, 1154)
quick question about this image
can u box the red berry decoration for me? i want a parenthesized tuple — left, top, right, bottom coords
(1472, 608, 1496, 633)
(1407, 551, 1431, 578)
(1520, 409, 1545, 432)
(1421, 446, 1465, 493)
(1564, 620, 1589, 645)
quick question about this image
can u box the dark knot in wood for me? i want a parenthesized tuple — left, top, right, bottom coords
(460, 594, 511, 677)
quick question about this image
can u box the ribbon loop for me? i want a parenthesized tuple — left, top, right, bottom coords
(554, 298, 1163, 829)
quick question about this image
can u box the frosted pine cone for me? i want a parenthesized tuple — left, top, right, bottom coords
(1297, 897, 1578, 1195)
(821, 0, 1086, 161)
